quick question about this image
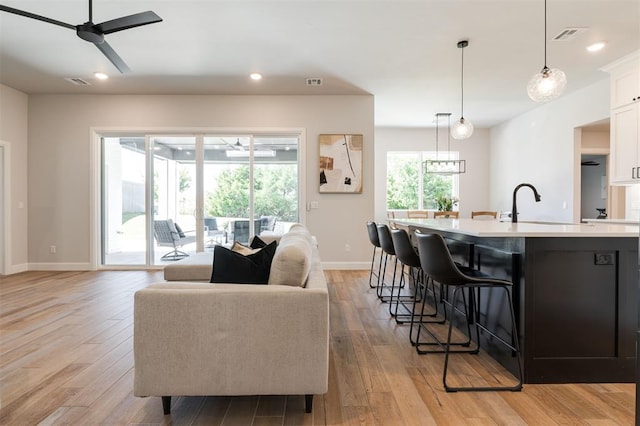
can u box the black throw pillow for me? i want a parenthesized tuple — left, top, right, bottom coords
(174, 222, 186, 238)
(210, 241, 277, 284)
(250, 235, 268, 249)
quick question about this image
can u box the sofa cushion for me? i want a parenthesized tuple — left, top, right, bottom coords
(163, 252, 213, 281)
(268, 231, 312, 287)
(211, 241, 277, 284)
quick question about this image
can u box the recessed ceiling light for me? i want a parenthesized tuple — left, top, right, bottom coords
(250, 72, 263, 81)
(94, 72, 109, 80)
(586, 41, 607, 52)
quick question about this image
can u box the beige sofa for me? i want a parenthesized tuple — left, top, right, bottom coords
(133, 225, 329, 415)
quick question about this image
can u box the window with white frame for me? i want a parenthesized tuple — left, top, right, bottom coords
(386, 151, 459, 210)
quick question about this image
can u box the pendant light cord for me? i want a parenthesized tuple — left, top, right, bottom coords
(460, 45, 464, 119)
(543, 0, 547, 69)
(435, 114, 439, 160)
(447, 114, 452, 158)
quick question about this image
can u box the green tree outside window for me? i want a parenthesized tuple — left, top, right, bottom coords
(387, 152, 457, 211)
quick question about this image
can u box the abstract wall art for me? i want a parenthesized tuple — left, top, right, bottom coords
(319, 134, 363, 193)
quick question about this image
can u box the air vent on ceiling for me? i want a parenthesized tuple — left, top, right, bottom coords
(65, 77, 91, 86)
(306, 77, 323, 86)
(552, 27, 588, 41)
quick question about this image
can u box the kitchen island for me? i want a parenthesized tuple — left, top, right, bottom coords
(393, 218, 639, 384)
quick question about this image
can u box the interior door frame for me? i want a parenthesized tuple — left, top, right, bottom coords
(91, 127, 306, 270)
(0, 141, 9, 275)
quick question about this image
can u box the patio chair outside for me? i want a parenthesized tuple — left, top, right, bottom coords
(260, 215, 277, 232)
(229, 219, 263, 245)
(153, 219, 196, 261)
(204, 217, 227, 245)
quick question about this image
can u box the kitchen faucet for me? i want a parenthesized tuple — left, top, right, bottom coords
(511, 183, 541, 223)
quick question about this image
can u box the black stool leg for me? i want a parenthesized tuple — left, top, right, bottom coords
(369, 246, 382, 289)
(443, 285, 523, 392)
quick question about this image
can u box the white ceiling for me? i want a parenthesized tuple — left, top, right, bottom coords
(1, 0, 639, 128)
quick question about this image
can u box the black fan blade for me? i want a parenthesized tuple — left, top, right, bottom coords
(95, 40, 131, 74)
(0, 5, 75, 30)
(95, 11, 162, 35)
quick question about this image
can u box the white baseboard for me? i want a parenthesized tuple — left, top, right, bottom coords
(28, 262, 93, 271)
(5, 262, 29, 275)
(321, 261, 369, 270)
(9, 261, 368, 273)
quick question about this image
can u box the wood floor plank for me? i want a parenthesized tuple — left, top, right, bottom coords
(190, 396, 232, 426)
(221, 395, 260, 425)
(283, 395, 314, 426)
(366, 391, 407, 426)
(373, 344, 438, 425)
(36, 406, 89, 426)
(256, 395, 286, 417)
(0, 269, 635, 425)
(0, 363, 88, 425)
(323, 349, 346, 425)
(349, 330, 391, 394)
(63, 347, 133, 406)
(329, 334, 371, 407)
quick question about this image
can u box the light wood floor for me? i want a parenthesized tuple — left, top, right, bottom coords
(0, 269, 635, 425)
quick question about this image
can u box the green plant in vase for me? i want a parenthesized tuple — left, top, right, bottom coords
(435, 195, 459, 214)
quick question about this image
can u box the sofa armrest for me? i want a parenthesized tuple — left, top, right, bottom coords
(133, 283, 329, 398)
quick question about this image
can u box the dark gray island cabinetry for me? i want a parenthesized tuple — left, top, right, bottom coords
(395, 218, 639, 384)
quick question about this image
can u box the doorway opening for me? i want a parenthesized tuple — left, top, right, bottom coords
(580, 154, 608, 220)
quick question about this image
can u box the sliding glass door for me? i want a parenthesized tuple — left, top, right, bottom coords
(101, 132, 300, 267)
(102, 137, 147, 265)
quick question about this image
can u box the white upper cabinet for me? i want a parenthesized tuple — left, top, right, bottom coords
(609, 103, 639, 183)
(610, 63, 640, 109)
(603, 51, 640, 185)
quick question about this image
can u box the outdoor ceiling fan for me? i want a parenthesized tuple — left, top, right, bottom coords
(0, 0, 162, 73)
(226, 138, 246, 151)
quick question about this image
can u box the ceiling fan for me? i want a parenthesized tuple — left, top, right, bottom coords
(0, 0, 162, 73)
(225, 138, 246, 151)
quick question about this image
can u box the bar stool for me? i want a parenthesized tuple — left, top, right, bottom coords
(366, 221, 383, 289)
(415, 232, 523, 392)
(376, 223, 399, 302)
(433, 211, 459, 218)
(407, 210, 429, 219)
(390, 228, 441, 326)
(471, 210, 497, 219)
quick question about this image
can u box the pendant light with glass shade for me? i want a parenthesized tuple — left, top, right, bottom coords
(527, 0, 567, 102)
(451, 40, 473, 140)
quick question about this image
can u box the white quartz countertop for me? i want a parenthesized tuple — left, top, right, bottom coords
(393, 218, 640, 237)
(582, 218, 640, 225)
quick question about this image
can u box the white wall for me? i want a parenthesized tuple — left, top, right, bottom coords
(27, 94, 374, 269)
(489, 79, 610, 222)
(374, 127, 491, 221)
(0, 84, 29, 274)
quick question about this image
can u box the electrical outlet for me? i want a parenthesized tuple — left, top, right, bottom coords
(594, 253, 614, 265)
(344, 244, 350, 252)
(49, 245, 56, 254)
